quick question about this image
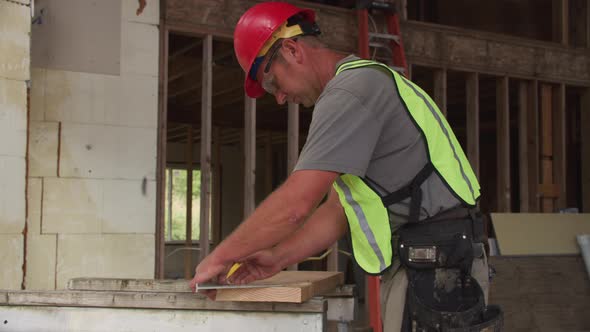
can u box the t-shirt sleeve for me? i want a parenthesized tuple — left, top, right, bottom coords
(294, 87, 384, 177)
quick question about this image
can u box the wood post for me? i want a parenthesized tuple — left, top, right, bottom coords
(466, 73, 479, 178)
(527, 81, 540, 212)
(553, 0, 569, 45)
(518, 82, 529, 212)
(243, 96, 256, 218)
(581, 88, 590, 212)
(212, 127, 222, 246)
(540, 84, 556, 212)
(184, 126, 193, 280)
(265, 131, 273, 195)
(553, 84, 567, 210)
(287, 102, 299, 271)
(199, 34, 213, 262)
(434, 69, 447, 117)
(496, 76, 510, 212)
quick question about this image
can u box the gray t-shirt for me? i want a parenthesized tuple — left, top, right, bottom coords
(294, 55, 462, 228)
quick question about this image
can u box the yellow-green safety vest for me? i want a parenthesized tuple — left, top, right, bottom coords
(332, 59, 480, 275)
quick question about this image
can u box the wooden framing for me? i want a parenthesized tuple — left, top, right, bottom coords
(265, 132, 273, 195)
(518, 82, 529, 212)
(466, 72, 479, 178)
(213, 127, 222, 246)
(581, 88, 590, 212)
(540, 84, 556, 212)
(553, 0, 569, 45)
(287, 102, 299, 271)
(433, 69, 447, 117)
(552, 84, 567, 210)
(200, 34, 213, 261)
(244, 96, 256, 217)
(496, 76, 510, 212)
(527, 81, 540, 212)
(184, 126, 194, 279)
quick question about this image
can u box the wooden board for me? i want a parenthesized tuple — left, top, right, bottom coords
(213, 271, 343, 303)
(69, 271, 344, 304)
(491, 213, 590, 255)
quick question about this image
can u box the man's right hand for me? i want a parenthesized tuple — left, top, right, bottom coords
(228, 249, 284, 285)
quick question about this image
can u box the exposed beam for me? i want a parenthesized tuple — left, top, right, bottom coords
(553, 0, 569, 45)
(213, 127, 222, 246)
(552, 84, 567, 210)
(199, 34, 213, 262)
(496, 76, 510, 212)
(287, 102, 299, 271)
(518, 81, 529, 212)
(433, 69, 447, 117)
(466, 73, 479, 178)
(243, 96, 256, 217)
(527, 81, 540, 212)
(582, 88, 590, 212)
(184, 125, 194, 280)
(540, 84, 556, 212)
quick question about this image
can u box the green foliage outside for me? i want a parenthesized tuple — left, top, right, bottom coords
(164, 168, 208, 241)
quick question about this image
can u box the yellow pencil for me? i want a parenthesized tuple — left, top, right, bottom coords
(226, 262, 242, 279)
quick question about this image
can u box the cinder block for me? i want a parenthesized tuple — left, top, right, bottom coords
(27, 178, 42, 235)
(0, 2, 30, 81)
(24, 234, 57, 290)
(29, 121, 59, 177)
(59, 123, 156, 180)
(122, 0, 159, 25)
(120, 22, 158, 77)
(106, 74, 158, 128)
(0, 234, 23, 290)
(42, 177, 102, 234)
(0, 79, 27, 158)
(102, 179, 156, 234)
(0, 156, 26, 234)
(29, 68, 46, 121)
(56, 234, 154, 289)
(45, 69, 116, 124)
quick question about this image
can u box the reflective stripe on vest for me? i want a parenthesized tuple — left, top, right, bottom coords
(335, 60, 480, 205)
(333, 174, 392, 274)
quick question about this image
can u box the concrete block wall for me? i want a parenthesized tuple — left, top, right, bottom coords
(0, 0, 31, 290)
(25, 0, 160, 290)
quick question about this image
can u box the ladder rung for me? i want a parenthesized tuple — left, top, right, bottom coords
(369, 42, 394, 51)
(368, 32, 400, 43)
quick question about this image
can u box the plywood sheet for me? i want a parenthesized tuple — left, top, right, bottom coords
(211, 271, 343, 303)
(491, 213, 590, 255)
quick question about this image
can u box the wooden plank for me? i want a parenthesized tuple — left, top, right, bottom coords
(466, 72, 479, 178)
(553, 0, 569, 45)
(287, 102, 299, 271)
(540, 84, 555, 212)
(213, 271, 343, 303)
(496, 76, 510, 212)
(200, 34, 213, 261)
(518, 81, 529, 212)
(552, 84, 567, 210)
(155, 23, 169, 279)
(0, 290, 327, 313)
(433, 68, 447, 117)
(527, 81, 540, 212)
(185, 125, 194, 280)
(582, 88, 590, 212)
(166, 2, 590, 85)
(490, 213, 590, 255)
(244, 96, 256, 217)
(488, 256, 590, 331)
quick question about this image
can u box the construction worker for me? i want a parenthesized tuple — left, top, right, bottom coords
(190, 2, 502, 331)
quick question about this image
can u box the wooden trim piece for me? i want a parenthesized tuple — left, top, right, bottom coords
(433, 69, 447, 117)
(496, 76, 510, 212)
(581, 88, 590, 212)
(552, 84, 567, 209)
(540, 84, 555, 212)
(243, 96, 256, 218)
(518, 81, 529, 212)
(466, 72, 479, 178)
(155, 26, 169, 279)
(200, 35, 213, 261)
(527, 81, 540, 212)
(287, 102, 299, 271)
(184, 126, 193, 280)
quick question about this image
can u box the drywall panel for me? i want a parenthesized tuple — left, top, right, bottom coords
(59, 123, 156, 180)
(29, 121, 58, 177)
(24, 234, 57, 290)
(122, 0, 159, 25)
(27, 178, 42, 235)
(56, 234, 154, 289)
(0, 157, 25, 234)
(0, 79, 27, 158)
(0, 1, 30, 81)
(0, 234, 23, 290)
(101, 179, 156, 234)
(491, 213, 590, 255)
(31, 0, 121, 75)
(105, 74, 158, 128)
(120, 21, 159, 77)
(42, 178, 102, 234)
(30, 68, 46, 121)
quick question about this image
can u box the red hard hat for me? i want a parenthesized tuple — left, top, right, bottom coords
(234, 2, 315, 98)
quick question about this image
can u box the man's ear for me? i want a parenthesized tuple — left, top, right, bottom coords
(281, 39, 303, 63)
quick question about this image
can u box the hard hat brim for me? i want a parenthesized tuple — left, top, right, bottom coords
(244, 75, 266, 99)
